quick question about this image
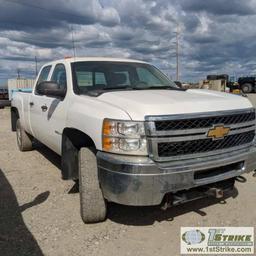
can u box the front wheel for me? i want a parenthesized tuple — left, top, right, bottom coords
(79, 147, 107, 223)
(16, 119, 33, 151)
(241, 83, 253, 93)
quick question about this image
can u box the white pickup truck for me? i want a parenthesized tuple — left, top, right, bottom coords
(11, 57, 256, 223)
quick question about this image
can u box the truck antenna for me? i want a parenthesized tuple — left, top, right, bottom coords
(175, 23, 180, 81)
(70, 24, 76, 58)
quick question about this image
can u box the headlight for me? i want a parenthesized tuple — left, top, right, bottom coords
(102, 119, 147, 155)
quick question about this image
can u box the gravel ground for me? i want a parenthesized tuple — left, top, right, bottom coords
(0, 96, 256, 256)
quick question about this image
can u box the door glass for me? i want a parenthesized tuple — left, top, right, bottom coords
(35, 65, 52, 94)
(37, 65, 52, 84)
(51, 64, 67, 89)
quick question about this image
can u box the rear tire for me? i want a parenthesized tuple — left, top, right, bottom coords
(241, 83, 253, 93)
(79, 147, 107, 223)
(16, 119, 33, 151)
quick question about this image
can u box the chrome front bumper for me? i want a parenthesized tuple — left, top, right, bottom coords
(97, 146, 256, 206)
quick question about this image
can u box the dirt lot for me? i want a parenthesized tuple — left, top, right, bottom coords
(0, 96, 256, 256)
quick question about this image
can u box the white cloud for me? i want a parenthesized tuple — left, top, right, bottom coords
(1, 0, 256, 84)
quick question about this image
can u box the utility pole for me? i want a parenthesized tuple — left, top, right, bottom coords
(35, 56, 38, 77)
(175, 23, 180, 81)
(17, 68, 21, 79)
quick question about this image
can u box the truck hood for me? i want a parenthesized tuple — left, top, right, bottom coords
(97, 89, 253, 120)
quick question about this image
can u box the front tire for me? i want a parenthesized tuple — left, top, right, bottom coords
(16, 119, 33, 151)
(79, 147, 107, 223)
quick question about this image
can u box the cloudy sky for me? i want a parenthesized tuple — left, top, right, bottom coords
(0, 0, 256, 86)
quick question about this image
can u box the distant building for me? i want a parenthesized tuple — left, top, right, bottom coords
(8, 78, 35, 100)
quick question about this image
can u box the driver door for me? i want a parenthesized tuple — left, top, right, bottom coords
(34, 63, 69, 154)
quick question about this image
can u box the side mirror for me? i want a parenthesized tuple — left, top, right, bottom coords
(37, 81, 66, 97)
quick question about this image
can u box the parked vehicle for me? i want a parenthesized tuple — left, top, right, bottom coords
(0, 100, 11, 109)
(0, 88, 8, 99)
(11, 57, 256, 223)
(238, 76, 256, 93)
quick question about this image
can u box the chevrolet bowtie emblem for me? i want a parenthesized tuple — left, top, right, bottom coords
(207, 125, 230, 140)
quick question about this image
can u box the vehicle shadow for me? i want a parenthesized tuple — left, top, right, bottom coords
(108, 188, 239, 226)
(34, 145, 79, 193)
(0, 168, 49, 256)
(35, 143, 61, 170)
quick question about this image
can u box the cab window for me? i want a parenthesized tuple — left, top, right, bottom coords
(36, 65, 51, 85)
(51, 64, 67, 89)
(35, 65, 52, 94)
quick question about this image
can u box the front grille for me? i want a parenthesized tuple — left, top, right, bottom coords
(158, 130, 255, 157)
(155, 111, 255, 131)
(146, 109, 256, 161)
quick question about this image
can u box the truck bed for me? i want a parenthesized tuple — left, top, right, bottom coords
(10, 88, 32, 100)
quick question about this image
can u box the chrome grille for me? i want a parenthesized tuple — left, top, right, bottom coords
(145, 108, 256, 162)
(158, 131, 255, 157)
(155, 111, 255, 131)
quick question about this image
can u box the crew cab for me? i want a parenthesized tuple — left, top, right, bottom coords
(11, 57, 256, 223)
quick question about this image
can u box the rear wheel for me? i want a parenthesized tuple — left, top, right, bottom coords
(79, 147, 107, 223)
(16, 119, 33, 151)
(241, 83, 253, 93)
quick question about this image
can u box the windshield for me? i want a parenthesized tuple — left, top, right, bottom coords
(71, 61, 179, 94)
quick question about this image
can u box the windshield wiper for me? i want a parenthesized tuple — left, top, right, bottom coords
(102, 85, 132, 90)
(85, 85, 185, 95)
(133, 85, 185, 90)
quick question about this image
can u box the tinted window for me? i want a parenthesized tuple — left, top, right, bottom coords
(37, 65, 51, 85)
(51, 64, 67, 89)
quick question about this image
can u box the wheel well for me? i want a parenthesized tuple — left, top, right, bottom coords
(61, 128, 96, 180)
(11, 107, 19, 131)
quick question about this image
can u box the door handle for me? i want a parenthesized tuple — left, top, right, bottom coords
(41, 105, 48, 112)
(29, 102, 34, 106)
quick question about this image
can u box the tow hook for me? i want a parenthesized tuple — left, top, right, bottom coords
(205, 188, 224, 199)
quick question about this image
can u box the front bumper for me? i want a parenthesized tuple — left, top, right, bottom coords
(97, 147, 256, 206)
